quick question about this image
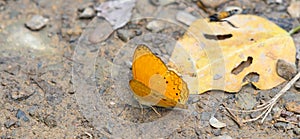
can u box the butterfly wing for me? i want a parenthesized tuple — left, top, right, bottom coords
(129, 79, 187, 109)
(130, 45, 189, 108)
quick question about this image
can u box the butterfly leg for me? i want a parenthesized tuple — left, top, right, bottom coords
(150, 106, 161, 117)
(138, 103, 144, 115)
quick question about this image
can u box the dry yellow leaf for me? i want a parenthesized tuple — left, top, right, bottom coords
(177, 15, 295, 94)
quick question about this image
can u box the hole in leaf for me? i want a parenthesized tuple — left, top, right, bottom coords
(203, 34, 232, 40)
(243, 72, 260, 82)
(231, 57, 253, 75)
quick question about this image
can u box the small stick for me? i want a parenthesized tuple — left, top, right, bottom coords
(223, 72, 300, 124)
(222, 103, 243, 127)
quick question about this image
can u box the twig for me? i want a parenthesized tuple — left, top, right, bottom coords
(223, 72, 300, 124)
(84, 132, 93, 139)
(259, 71, 300, 123)
(222, 103, 243, 127)
(289, 25, 300, 35)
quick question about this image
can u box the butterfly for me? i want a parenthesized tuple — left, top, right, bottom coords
(209, 6, 242, 28)
(129, 44, 189, 109)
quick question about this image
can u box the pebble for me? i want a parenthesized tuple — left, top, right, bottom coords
(275, 5, 286, 12)
(283, 91, 300, 103)
(201, 112, 211, 121)
(236, 93, 256, 110)
(16, 109, 29, 122)
(117, 29, 135, 42)
(4, 120, 16, 128)
(79, 7, 95, 19)
(211, 128, 221, 136)
(285, 101, 300, 114)
(286, 123, 295, 130)
(294, 128, 300, 135)
(250, 111, 261, 119)
(149, 0, 176, 6)
(10, 91, 34, 101)
(44, 115, 57, 128)
(274, 122, 288, 130)
(25, 15, 49, 31)
(212, 135, 233, 139)
(0, 1, 5, 11)
(200, 0, 228, 8)
(294, 81, 300, 89)
(176, 11, 197, 26)
(146, 20, 165, 33)
(286, 116, 298, 123)
(288, 0, 300, 18)
(209, 116, 226, 128)
(276, 59, 297, 80)
(266, 0, 283, 4)
(27, 105, 38, 116)
(135, 29, 142, 36)
(280, 109, 294, 117)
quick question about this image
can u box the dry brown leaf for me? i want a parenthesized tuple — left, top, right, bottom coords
(177, 15, 295, 94)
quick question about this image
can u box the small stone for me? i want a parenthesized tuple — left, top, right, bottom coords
(176, 11, 197, 26)
(146, 20, 165, 33)
(16, 109, 29, 122)
(201, 112, 211, 121)
(209, 116, 226, 128)
(285, 101, 300, 114)
(10, 91, 34, 101)
(27, 105, 38, 116)
(276, 59, 297, 80)
(44, 115, 57, 128)
(236, 93, 256, 110)
(288, 0, 300, 18)
(267, 0, 282, 4)
(200, 0, 227, 8)
(294, 128, 300, 135)
(4, 120, 16, 128)
(287, 117, 298, 124)
(250, 111, 261, 119)
(280, 109, 294, 117)
(274, 122, 288, 130)
(0, 1, 5, 11)
(117, 29, 135, 42)
(135, 29, 142, 36)
(25, 15, 49, 31)
(149, 0, 176, 6)
(294, 81, 300, 89)
(276, 5, 286, 12)
(211, 128, 221, 136)
(212, 135, 233, 139)
(286, 123, 295, 130)
(104, 123, 114, 134)
(79, 7, 95, 19)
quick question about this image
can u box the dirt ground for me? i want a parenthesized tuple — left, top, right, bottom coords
(0, 0, 300, 138)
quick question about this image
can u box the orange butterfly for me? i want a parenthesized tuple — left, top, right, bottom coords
(129, 45, 189, 109)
